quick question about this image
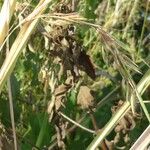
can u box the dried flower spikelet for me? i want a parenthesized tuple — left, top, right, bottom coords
(77, 86, 94, 109)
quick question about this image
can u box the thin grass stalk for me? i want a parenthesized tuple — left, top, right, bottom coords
(87, 68, 150, 149)
(139, 0, 149, 48)
(133, 88, 150, 122)
(7, 78, 18, 150)
(59, 112, 95, 134)
(7, 39, 18, 150)
(48, 116, 86, 150)
(2, 1, 18, 149)
(0, 0, 16, 45)
(130, 125, 150, 150)
(0, 0, 52, 93)
(122, 0, 140, 39)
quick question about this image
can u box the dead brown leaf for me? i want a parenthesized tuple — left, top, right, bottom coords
(54, 79, 73, 111)
(77, 86, 94, 109)
(111, 100, 141, 149)
(55, 84, 71, 96)
(54, 116, 68, 150)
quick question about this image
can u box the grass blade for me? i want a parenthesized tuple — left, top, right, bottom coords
(87, 69, 150, 149)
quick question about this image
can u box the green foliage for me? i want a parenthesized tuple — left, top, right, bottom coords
(0, 0, 150, 149)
